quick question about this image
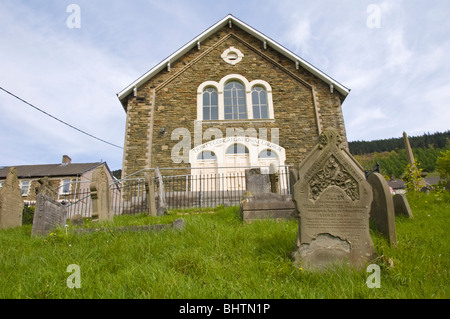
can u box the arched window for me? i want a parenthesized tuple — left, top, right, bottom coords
(224, 81, 247, 120)
(258, 149, 278, 159)
(226, 143, 249, 154)
(252, 86, 268, 119)
(202, 88, 218, 120)
(197, 151, 217, 160)
(197, 74, 273, 121)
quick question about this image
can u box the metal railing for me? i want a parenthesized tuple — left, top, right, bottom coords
(33, 165, 292, 218)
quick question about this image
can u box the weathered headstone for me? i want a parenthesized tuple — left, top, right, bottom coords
(144, 172, 157, 217)
(155, 167, 167, 216)
(289, 167, 299, 197)
(69, 214, 84, 226)
(31, 194, 66, 236)
(240, 192, 297, 221)
(241, 167, 296, 221)
(368, 173, 397, 245)
(269, 163, 279, 194)
(393, 194, 414, 218)
(245, 168, 270, 195)
(90, 165, 112, 221)
(292, 129, 376, 270)
(0, 167, 24, 230)
(35, 176, 58, 200)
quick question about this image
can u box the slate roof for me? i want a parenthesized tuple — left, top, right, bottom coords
(117, 14, 350, 109)
(0, 162, 104, 179)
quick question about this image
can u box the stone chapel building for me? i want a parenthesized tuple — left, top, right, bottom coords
(117, 15, 350, 184)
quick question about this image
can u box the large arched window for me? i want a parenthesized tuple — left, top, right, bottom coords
(224, 81, 247, 120)
(252, 86, 268, 119)
(197, 74, 273, 121)
(226, 143, 249, 154)
(197, 151, 217, 160)
(202, 87, 218, 120)
(258, 149, 278, 159)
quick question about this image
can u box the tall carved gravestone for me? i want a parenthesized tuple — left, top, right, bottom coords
(90, 165, 112, 221)
(368, 173, 397, 246)
(403, 131, 426, 189)
(292, 129, 376, 270)
(0, 167, 24, 230)
(154, 167, 167, 216)
(31, 194, 66, 236)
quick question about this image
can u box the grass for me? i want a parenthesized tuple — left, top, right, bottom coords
(0, 192, 449, 299)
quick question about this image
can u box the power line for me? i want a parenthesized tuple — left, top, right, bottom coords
(0, 86, 123, 149)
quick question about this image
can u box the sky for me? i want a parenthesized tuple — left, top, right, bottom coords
(0, 0, 449, 172)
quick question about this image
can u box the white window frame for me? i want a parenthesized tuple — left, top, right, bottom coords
(61, 179, 71, 194)
(21, 180, 30, 196)
(197, 74, 274, 121)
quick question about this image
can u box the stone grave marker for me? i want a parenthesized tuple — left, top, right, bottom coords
(368, 173, 397, 245)
(393, 194, 414, 218)
(35, 176, 58, 200)
(0, 167, 24, 230)
(69, 214, 84, 226)
(90, 165, 112, 221)
(155, 167, 167, 216)
(144, 172, 157, 217)
(245, 168, 271, 195)
(241, 168, 296, 221)
(292, 129, 376, 270)
(31, 194, 66, 236)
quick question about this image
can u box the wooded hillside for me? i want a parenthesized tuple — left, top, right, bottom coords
(349, 131, 450, 177)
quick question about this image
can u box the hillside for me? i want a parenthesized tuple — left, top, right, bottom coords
(348, 131, 450, 178)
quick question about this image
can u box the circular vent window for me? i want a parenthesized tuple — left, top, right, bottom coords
(221, 47, 244, 65)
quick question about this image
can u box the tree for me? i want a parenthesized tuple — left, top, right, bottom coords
(435, 150, 450, 180)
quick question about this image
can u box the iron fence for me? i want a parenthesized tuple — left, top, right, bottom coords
(30, 165, 292, 218)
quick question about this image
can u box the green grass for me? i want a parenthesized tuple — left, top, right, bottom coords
(0, 192, 449, 299)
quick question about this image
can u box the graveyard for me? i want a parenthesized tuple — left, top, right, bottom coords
(0, 182, 448, 299)
(0, 129, 449, 299)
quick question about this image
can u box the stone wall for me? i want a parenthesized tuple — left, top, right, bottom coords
(122, 25, 348, 178)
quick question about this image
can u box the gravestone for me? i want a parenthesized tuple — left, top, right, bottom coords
(241, 168, 296, 221)
(31, 194, 66, 236)
(154, 167, 167, 216)
(289, 167, 299, 197)
(403, 131, 426, 188)
(368, 173, 397, 245)
(35, 176, 58, 200)
(292, 129, 376, 270)
(90, 165, 112, 221)
(240, 193, 297, 221)
(144, 172, 157, 217)
(69, 214, 84, 226)
(393, 194, 414, 218)
(269, 163, 279, 194)
(245, 168, 270, 195)
(0, 167, 24, 230)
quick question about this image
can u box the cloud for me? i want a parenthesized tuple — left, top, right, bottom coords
(0, 1, 136, 169)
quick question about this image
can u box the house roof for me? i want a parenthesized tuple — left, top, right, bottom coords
(0, 162, 104, 180)
(117, 14, 350, 108)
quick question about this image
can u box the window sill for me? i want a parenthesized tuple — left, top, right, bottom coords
(198, 118, 275, 124)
